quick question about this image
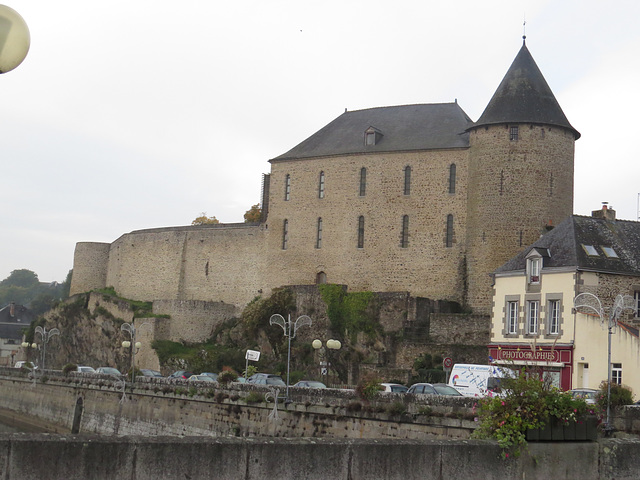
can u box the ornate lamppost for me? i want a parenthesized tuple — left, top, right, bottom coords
(34, 326, 60, 370)
(312, 339, 341, 385)
(574, 293, 636, 429)
(121, 321, 150, 384)
(269, 314, 312, 399)
(0, 5, 30, 74)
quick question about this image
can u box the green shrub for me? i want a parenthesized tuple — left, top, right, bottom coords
(355, 377, 383, 401)
(386, 401, 407, 416)
(245, 392, 265, 404)
(596, 381, 634, 411)
(62, 363, 77, 375)
(472, 369, 589, 459)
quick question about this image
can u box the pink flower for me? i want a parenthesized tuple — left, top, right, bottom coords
(501, 401, 505, 406)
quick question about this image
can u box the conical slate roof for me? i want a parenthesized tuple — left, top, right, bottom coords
(472, 39, 580, 139)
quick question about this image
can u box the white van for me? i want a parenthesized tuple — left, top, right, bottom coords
(448, 364, 512, 397)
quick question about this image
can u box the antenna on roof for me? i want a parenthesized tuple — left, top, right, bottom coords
(522, 14, 527, 44)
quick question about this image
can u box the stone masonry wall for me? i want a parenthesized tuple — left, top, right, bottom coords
(69, 242, 110, 295)
(466, 125, 575, 314)
(265, 149, 469, 305)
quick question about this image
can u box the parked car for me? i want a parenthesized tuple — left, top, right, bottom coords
(246, 373, 286, 386)
(200, 372, 219, 381)
(168, 370, 193, 379)
(188, 374, 216, 383)
(380, 383, 408, 393)
(76, 366, 96, 374)
(96, 367, 122, 376)
(407, 383, 462, 396)
(293, 380, 327, 389)
(14, 361, 35, 369)
(570, 388, 598, 405)
(140, 369, 163, 378)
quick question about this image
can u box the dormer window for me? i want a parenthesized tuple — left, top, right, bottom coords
(364, 126, 382, 146)
(527, 256, 541, 284)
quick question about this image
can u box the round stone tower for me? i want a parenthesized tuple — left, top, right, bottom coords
(465, 38, 580, 314)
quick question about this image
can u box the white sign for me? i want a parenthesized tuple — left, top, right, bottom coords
(245, 349, 261, 361)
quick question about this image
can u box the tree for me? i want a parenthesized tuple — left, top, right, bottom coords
(1, 269, 39, 288)
(191, 213, 220, 225)
(244, 204, 262, 223)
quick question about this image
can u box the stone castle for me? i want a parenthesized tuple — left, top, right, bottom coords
(70, 38, 579, 319)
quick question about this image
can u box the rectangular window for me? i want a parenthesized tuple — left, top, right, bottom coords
(548, 300, 560, 335)
(528, 257, 541, 284)
(404, 166, 411, 195)
(612, 363, 622, 385)
(510, 126, 519, 141)
(527, 300, 539, 335)
(316, 218, 322, 249)
(284, 174, 291, 201)
(507, 301, 518, 334)
(357, 216, 365, 248)
(635, 291, 640, 318)
(318, 172, 325, 199)
(445, 214, 454, 248)
(359, 168, 366, 196)
(282, 219, 288, 250)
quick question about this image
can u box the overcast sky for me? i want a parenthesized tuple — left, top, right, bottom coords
(1, 1, 639, 283)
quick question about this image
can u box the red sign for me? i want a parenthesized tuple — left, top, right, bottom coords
(443, 357, 453, 369)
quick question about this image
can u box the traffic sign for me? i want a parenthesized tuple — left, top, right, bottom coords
(443, 357, 453, 369)
(245, 349, 260, 361)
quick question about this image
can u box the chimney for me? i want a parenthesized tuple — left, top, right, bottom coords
(592, 202, 616, 221)
(9, 302, 15, 317)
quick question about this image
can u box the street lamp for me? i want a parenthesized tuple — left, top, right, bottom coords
(0, 5, 30, 74)
(33, 326, 60, 370)
(312, 339, 341, 385)
(121, 321, 150, 384)
(270, 313, 312, 399)
(574, 293, 636, 429)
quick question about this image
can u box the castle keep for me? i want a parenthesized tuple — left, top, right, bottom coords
(70, 39, 579, 316)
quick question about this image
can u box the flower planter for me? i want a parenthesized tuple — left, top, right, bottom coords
(526, 416, 597, 442)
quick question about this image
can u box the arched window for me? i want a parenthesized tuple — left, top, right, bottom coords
(316, 271, 327, 284)
(318, 171, 325, 199)
(316, 217, 323, 249)
(359, 167, 367, 196)
(448, 164, 456, 194)
(284, 174, 291, 201)
(446, 214, 454, 247)
(282, 219, 289, 250)
(404, 166, 411, 195)
(357, 216, 365, 248)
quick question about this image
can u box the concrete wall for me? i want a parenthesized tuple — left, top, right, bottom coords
(4, 434, 635, 480)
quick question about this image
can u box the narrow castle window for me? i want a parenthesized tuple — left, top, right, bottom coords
(357, 216, 365, 248)
(404, 166, 411, 195)
(499, 170, 504, 195)
(282, 219, 289, 250)
(318, 171, 325, 199)
(284, 174, 291, 201)
(510, 126, 519, 141)
(316, 217, 323, 249)
(316, 271, 327, 284)
(359, 168, 366, 196)
(400, 215, 409, 248)
(548, 172, 554, 197)
(449, 164, 456, 194)
(445, 214, 454, 247)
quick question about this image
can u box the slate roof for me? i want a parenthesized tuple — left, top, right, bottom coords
(0, 304, 33, 341)
(495, 215, 640, 277)
(272, 103, 473, 161)
(471, 40, 580, 140)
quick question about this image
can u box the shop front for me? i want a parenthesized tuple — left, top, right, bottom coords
(487, 344, 574, 391)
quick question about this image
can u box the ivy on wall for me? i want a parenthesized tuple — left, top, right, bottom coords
(318, 284, 379, 343)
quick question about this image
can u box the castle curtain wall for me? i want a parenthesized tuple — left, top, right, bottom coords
(265, 148, 469, 302)
(104, 224, 266, 306)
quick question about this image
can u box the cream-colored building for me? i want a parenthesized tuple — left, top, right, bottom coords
(490, 206, 640, 394)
